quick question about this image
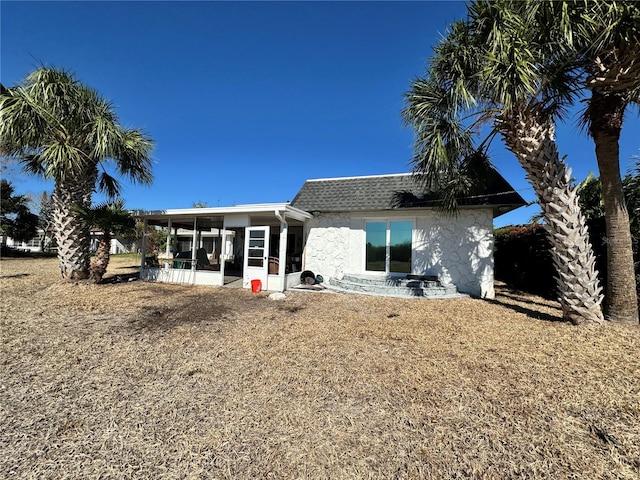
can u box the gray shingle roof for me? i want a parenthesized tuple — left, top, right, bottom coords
(290, 172, 525, 216)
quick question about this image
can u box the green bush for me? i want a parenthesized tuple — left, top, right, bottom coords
(494, 224, 557, 298)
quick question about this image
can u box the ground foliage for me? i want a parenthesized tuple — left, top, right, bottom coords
(1, 256, 639, 479)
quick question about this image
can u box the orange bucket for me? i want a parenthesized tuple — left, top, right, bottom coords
(251, 279, 262, 294)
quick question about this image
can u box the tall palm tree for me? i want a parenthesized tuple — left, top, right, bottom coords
(403, 2, 604, 323)
(562, 1, 640, 323)
(0, 67, 153, 280)
(76, 200, 136, 283)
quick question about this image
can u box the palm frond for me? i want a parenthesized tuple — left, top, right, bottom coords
(97, 171, 122, 198)
(74, 198, 135, 235)
(113, 128, 154, 185)
(18, 154, 47, 177)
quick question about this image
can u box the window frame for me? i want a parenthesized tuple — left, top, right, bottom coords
(364, 217, 415, 275)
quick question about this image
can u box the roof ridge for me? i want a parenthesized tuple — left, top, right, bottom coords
(305, 172, 414, 182)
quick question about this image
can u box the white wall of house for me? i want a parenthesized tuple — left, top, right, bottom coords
(303, 209, 494, 298)
(303, 213, 351, 279)
(110, 238, 130, 255)
(4, 231, 53, 252)
(413, 209, 494, 298)
(141, 267, 223, 286)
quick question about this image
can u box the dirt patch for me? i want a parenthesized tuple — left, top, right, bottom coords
(1, 256, 639, 479)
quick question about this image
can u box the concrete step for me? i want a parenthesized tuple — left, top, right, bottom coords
(328, 274, 463, 299)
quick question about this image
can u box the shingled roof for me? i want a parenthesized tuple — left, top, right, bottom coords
(290, 172, 525, 217)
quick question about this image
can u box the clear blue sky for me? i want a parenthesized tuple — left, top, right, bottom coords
(2, 1, 639, 228)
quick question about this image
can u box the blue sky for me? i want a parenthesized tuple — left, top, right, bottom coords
(2, 1, 639, 228)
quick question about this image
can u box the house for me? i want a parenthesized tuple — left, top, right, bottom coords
(4, 229, 133, 255)
(134, 171, 524, 298)
(89, 229, 136, 255)
(2, 229, 54, 252)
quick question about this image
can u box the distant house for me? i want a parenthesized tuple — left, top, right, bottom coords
(134, 171, 524, 298)
(2, 229, 54, 252)
(5, 229, 133, 255)
(89, 229, 135, 255)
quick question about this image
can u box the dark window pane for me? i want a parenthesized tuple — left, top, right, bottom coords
(390, 221, 412, 273)
(366, 222, 386, 271)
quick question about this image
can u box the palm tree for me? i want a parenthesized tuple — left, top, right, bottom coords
(0, 67, 153, 280)
(563, 1, 640, 323)
(0, 179, 39, 246)
(403, 2, 604, 324)
(76, 200, 136, 283)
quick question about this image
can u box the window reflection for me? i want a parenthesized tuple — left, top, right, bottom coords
(365, 220, 412, 273)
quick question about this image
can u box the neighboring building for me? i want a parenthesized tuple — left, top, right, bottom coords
(3, 229, 54, 252)
(134, 171, 525, 297)
(89, 230, 135, 255)
(6, 229, 133, 255)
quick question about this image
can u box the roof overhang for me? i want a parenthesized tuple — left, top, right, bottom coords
(132, 203, 313, 229)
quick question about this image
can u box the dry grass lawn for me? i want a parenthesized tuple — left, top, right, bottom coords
(1, 255, 639, 479)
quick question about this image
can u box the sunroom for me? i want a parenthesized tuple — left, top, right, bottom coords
(134, 203, 312, 292)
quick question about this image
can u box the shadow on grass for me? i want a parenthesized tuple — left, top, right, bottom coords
(0, 249, 57, 259)
(497, 290, 561, 310)
(485, 297, 563, 323)
(0, 273, 30, 279)
(101, 272, 141, 284)
(488, 286, 563, 323)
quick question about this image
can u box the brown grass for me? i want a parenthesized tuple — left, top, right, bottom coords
(1, 255, 639, 479)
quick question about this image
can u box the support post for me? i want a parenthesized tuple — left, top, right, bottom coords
(139, 219, 148, 275)
(165, 219, 172, 269)
(191, 218, 198, 272)
(275, 210, 288, 292)
(219, 224, 226, 286)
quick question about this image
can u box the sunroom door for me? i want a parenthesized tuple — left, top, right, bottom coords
(243, 226, 270, 289)
(365, 220, 413, 274)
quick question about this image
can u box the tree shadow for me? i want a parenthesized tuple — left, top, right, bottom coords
(487, 287, 564, 323)
(0, 273, 30, 279)
(497, 289, 559, 309)
(100, 272, 140, 284)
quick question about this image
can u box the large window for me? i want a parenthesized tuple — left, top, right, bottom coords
(365, 220, 413, 274)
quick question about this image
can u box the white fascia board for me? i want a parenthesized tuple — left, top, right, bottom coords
(134, 203, 312, 220)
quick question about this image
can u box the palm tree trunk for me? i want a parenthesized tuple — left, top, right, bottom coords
(501, 110, 604, 324)
(52, 171, 95, 280)
(90, 231, 111, 283)
(589, 91, 639, 324)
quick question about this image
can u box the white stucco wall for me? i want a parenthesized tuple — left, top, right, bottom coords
(413, 209, 494, 298)
(303, 209, 494, 298)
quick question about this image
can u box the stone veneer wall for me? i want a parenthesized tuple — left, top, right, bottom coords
(303, 213, 351, 280)
(303, 209, 494, 298)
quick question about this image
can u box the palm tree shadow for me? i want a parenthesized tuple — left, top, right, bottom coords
(497, 289, 559, 309)
(488, 286, 564, 323)
(100, 272, 140, 284)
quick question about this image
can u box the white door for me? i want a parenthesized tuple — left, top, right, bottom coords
(243, 226, 270, 289)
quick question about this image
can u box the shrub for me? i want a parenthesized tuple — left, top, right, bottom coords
(494, 224, 556, 298)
